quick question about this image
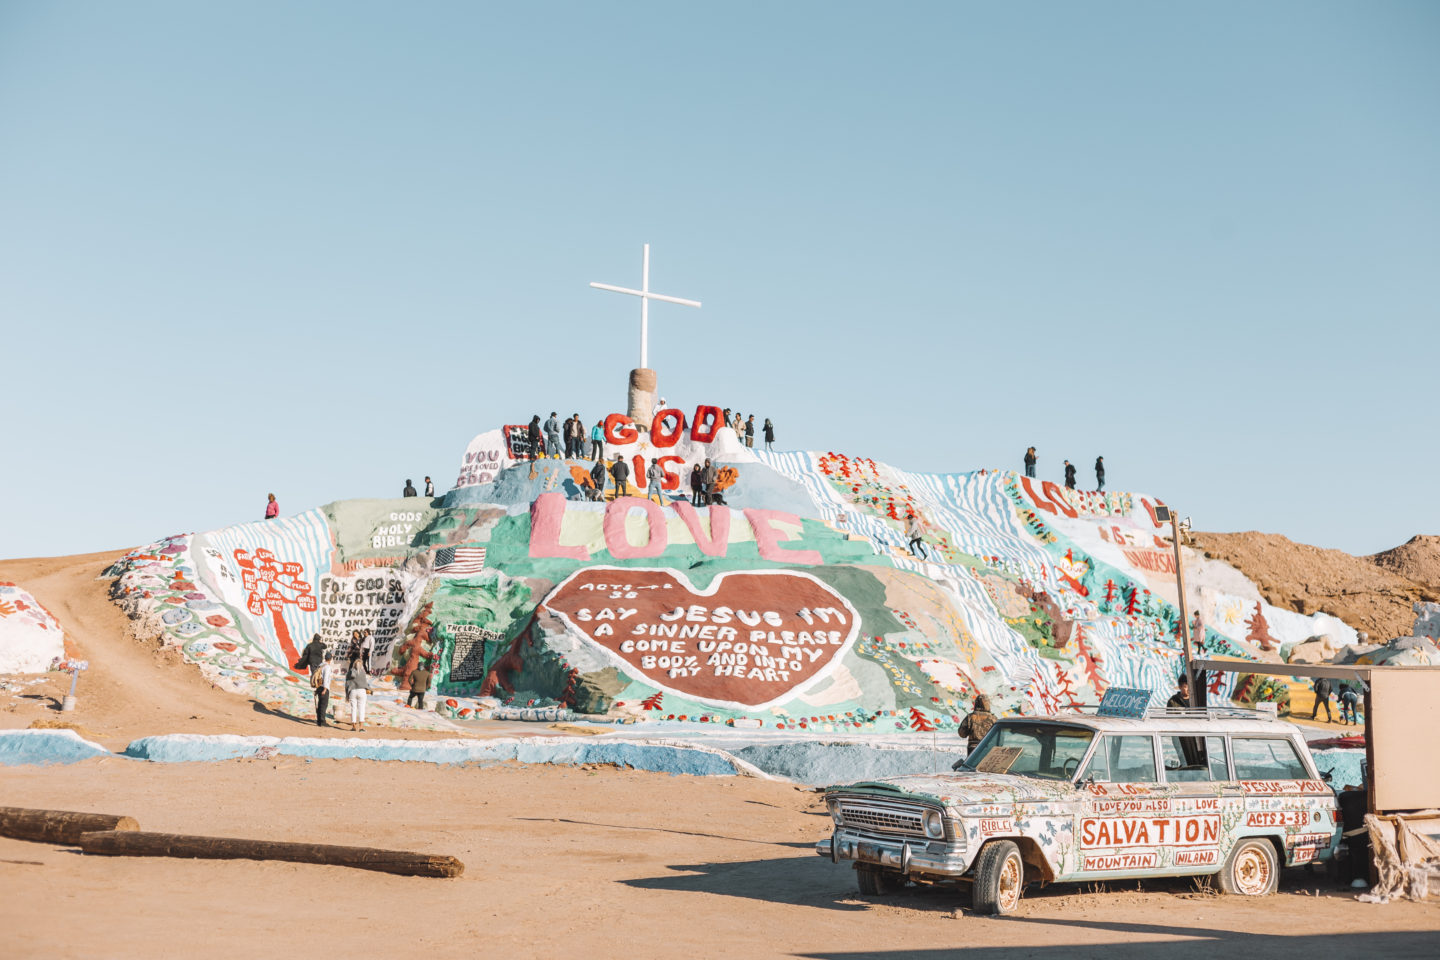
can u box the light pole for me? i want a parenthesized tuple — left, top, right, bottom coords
(1155, 505, 1199, 707)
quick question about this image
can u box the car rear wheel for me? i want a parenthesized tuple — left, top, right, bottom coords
(972, 840, 1024, 915)
(855, 864, 904, 896)
(1217, 838, 1279, 896)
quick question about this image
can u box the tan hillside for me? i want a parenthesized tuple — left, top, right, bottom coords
(1190, 531, 1440, 641)
(1368, 534, 1440, 594)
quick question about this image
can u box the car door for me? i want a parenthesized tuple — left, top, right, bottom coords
(1230, 735, 1336, 865)
(1073, 733, 1174, 878)
(1157, 733, 1240, 873)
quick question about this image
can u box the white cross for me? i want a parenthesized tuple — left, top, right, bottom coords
(590, 244, 702, 369)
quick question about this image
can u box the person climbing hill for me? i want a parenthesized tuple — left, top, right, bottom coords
(905, 513, 928, 560)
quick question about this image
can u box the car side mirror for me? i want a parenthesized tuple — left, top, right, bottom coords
(1320, 770, 1333, 782)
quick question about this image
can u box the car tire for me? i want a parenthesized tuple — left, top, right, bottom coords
(1217, 838, 1279, 896)
(972, 840, 1025, 915)
(856, 864, 903, 896)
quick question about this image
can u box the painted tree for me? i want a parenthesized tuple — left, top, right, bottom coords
(1245, 602, 1278, 651)
(1103, 579, 1119, 605)
(1072, 623, 1106, 694)
(640, 691, 665, 711)
(1123, 583, 1141, 616)
(908, 706, 936, 732)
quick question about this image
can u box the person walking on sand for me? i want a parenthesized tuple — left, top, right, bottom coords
(1064, 460, 1076, 489)
(345, 652, 372, 732)
(645, 458, 665, 503)
(264, 493, 279, 519)
(590, 420, 604, 461)
(905, 513, 928, 560)
(1095, 456, 1105, 492)
(609, 455, 631, 498)
(424, 476, 434, 497)
(1024, 447, 1037, 478)
(763, 418, 775, 452)
(407, 660, 432, 711)
(403, 479, 417, 497)
(527, 415, 542, 460)
(313, 651, 336, 726)
(690, 464, 704, 506)
(544, 412, 562, 459)
(1310, 676, 1334, 722)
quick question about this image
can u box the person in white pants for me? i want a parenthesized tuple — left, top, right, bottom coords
(345, 653, 372, 732)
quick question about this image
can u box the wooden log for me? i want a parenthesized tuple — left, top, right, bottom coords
(75, 830, 464, 878)
(0, 806, 140, 845)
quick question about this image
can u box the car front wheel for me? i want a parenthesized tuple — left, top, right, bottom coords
(855, 864, 904, 896)
(972, 839, 1024, 915)
(1217, 838, 1279, 896)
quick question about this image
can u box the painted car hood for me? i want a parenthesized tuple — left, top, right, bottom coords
(830, 771, 1077, 806)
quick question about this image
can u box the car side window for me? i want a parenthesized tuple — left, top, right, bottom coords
(1161, 735, 1227, 782)
(1083, 735, 1157, 783)
(1231, 738, 1308, 780)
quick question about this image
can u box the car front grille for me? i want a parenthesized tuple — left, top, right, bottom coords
(836, 800, 927, 838)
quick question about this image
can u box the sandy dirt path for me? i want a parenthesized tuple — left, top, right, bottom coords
(0, 551, 543, 747)
(1, 759, 1435, 960)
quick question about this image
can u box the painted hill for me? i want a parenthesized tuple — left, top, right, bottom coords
(91, 408, 1375, 733)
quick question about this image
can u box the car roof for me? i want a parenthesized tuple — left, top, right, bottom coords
(999, 710, 1304, 737)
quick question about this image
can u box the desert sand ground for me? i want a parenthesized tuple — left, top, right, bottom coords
(2, 551, 1437, 958)
(3, 759, 1438, 960)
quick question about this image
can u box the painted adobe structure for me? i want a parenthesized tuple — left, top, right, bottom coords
(106, 406, 1360, 731)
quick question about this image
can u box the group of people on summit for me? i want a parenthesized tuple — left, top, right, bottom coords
(1024, 447, 1106, 492)
(526, 408, 775, 462)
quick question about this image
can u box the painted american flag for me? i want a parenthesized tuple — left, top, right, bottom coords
(434, 545, 487, 576)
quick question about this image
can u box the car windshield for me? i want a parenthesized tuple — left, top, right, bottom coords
(961, 721, 1095, 781)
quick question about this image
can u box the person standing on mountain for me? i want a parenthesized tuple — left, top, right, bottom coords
(1064, 460, 1076, 489)
(589, 458, 607, 501)
(1095, 456, 1105, 491)
(689, 464, 704, 506)
(403, 479, 417, 497)
(590, 419, 605, 461)
(609, 455, 631, 498)
(645, 458, 665, 503)
(1024, 447, 1037, 478)
(264, 493, 279, 520)
(527, 415, 542, 460)
(763, 418, 775, 452)
(424, 476, 434, 498)
(544, 412, 562, 459)
(701, 458, 718, 505)
(744, 415, 755, 448)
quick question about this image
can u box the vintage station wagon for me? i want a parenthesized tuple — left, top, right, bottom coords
(816, 708, 1339, 914)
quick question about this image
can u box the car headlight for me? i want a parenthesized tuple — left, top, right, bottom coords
(827, 800, 843, 825)
(923, 809, 945, 839)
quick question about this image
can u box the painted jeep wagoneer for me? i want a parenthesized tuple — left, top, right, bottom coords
(816, 709, 1339, 914)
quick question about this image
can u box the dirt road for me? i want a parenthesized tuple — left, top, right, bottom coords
(2, 759, 1435, 960)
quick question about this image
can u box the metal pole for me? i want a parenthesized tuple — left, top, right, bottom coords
(640, 243, 650, 369)
(1170, 514, 1198, 705)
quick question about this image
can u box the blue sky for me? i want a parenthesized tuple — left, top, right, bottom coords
(1, 1, 1436, 559)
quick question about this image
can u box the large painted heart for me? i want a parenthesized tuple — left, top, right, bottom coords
(542, 566, 861, 709)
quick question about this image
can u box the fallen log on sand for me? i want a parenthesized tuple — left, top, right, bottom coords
(0, 806, 140, 845)
(75, 830, 464, 878)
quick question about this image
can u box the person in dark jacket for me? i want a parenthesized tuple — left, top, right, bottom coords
(689, 464, 704, 506)
(1310, 676, 1334, 722)
(403, 479, 417, 497)
(763, 418, 775, 452)
(1024, 447, 1037, 478)
(744, 415, 755, 448)
(958, 694, 996, 753)
(589, 458, 607, 501)
(1063, 460, 1076, 489)
(313, 652, 336, 726)
(1339, 684, 1359, 725)
(424, 476, 434, 497)
(1095, 456, 1105, 491)
(701, 458, 717, 505)
(527, 415, 542, 460)
(609, 455, 631, 498)
(294, 633, 326, 674)
(1168, 673, 1191, 708)
(407, 662, 432, 710)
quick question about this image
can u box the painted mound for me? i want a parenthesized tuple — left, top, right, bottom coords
(106, 411, 1363, 733)
(0, 582, 67, 674)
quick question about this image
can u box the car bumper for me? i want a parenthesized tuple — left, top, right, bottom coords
(815, 829, 973, 877)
